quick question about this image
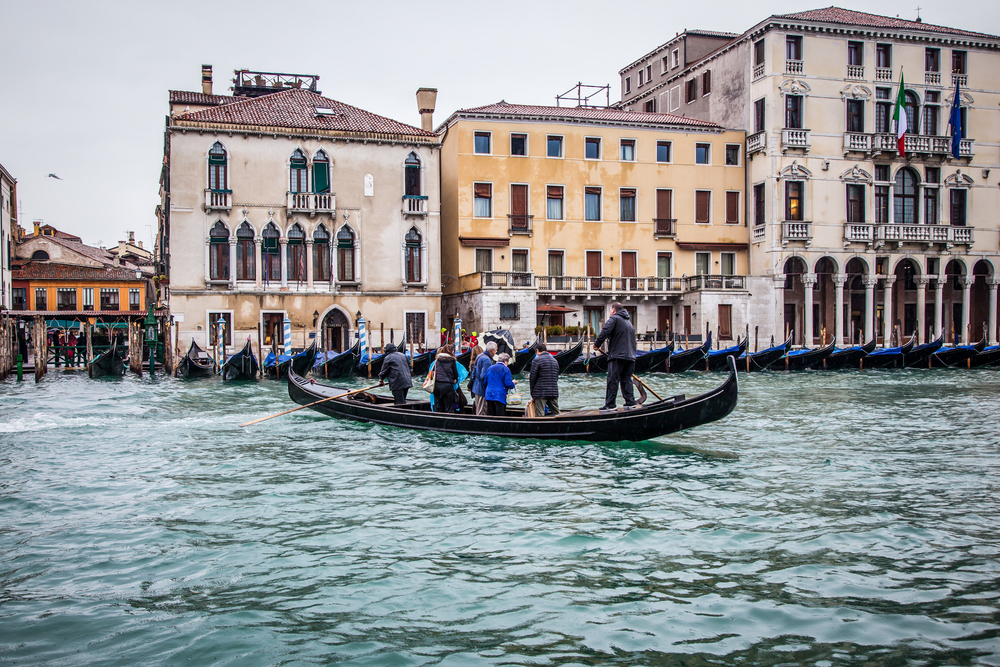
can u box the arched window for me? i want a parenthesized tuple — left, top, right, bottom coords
(337, 226, 355, 282)
(236, 222, 255, 281)
(313, 150, 330, 194)
(290, 149, 308, 193)
(209, 221, 230, 280)
(405, 227, 422, 283)
(31, 250, 49, 261)
(208, 142, 228, 191)
(904, 91, 919, 136)
(313, 224, 331, 282)
(894, 168, 919, 224)
(287, 224, 305, 283)
(404, 152, 421, 197)
(262, 223, 281, 284)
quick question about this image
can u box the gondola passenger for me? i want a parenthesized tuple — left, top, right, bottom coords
(470, 341, 497, 415)
(429, 344, 465, 413)
(528, 342, 559, 416)
(378, 343, 412, 405)
(483, 353, 517, 416)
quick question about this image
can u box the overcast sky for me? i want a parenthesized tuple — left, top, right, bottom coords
(2, 0, 996, 248)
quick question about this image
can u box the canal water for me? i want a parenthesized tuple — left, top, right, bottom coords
(2, 368, 999, 665)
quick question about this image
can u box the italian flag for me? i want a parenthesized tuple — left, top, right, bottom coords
(892, 71, 907, 157)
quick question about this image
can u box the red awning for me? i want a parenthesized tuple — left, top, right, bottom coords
(536, 304, 577, 313)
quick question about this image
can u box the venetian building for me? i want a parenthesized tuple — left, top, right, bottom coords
(620, 8, 1000, 346)
(0, 161, 15, 309)
(157, 68, 441, 356)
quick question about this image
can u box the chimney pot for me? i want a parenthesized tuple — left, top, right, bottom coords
(416, 87, 438, 133)
(128, 230, 135, 244)
(33, 220, 40, 236)
(202, 64, 213, 96)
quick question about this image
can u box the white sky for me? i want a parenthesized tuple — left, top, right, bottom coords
(1, 0, 997, 248)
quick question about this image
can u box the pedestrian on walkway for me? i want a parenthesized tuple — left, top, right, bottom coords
(594, 302, 637, 411)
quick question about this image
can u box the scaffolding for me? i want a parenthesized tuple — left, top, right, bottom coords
(555, 83, 611, 109)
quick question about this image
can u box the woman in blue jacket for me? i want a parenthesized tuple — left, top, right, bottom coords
(483, 353, 517, 416)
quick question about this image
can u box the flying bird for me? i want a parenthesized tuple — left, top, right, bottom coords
(47, 173, 62, 180)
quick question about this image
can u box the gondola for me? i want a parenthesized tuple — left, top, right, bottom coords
(263, 350, 292, 379)
(178, 339, 215, 379)
(553, 339, 585, 374)
(354, 351, 386, 378)
(264, 342, 316, 379)
(778, 339, 836, 371)
(285, 355, 740, 443)
(818, 338, 877, 370)
(704, 337, 747, 372)
(410, 348, 438, 376)
(931, 337, 987, 368)
(667, 332, 712, 373)
(508, 341, 539, 375)
(88, 338, 125, 378)
(290, 342, 317, 376)
(633, 342, 674, 374)
(862, 335, 916, 369)
(902, 334, 944, 368)
(736, 334, 793, 372)
(564, 351, 609, 374)
(221, 339, 259, 381)
(314, 343, 358, 379)
(970, 344, 1000, 368)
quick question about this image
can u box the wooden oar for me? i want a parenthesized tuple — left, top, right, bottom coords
(632, 374, 663, 402)
(240, 382, 382, 427)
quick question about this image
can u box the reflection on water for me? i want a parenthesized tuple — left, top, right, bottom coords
(1, 369, 999, 665)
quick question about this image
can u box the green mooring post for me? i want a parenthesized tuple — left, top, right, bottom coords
(16, 353, 22, 381)
(145, 308, 157, 378)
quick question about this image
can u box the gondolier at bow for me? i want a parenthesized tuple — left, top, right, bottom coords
(594, 302, 638, 411)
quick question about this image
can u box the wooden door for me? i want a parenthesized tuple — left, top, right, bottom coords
(621, 251, 638, 290)
(683, 306, 692, 335)
(586, 251, 602, 290)
(655, 189, 673, 234)
(658, 306, 672, 338)
(510, 184, 529, 232)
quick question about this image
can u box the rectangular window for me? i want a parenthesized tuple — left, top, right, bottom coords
(655, 189, 673, 234)
(625, 76, 631, 93)
(129, 288, 141, 310)
(695, 190, 711, 224)
(474, 131, 491, 154)
(338, 243, 355, 282)
(725, 192, 740, 224)
(875, 164, 890, 182)
(643, 99, 656, 113)
(405, 312, 426, 345)
(473, 182, 492, 217)
(753, 40, 765, 66)
(923, 94, 939, 135)
(754, 183, 765, 226)
(475, 248, 493, 273)
(754, 98, 765, 133)
(876, 43, 891, 68)
(35, 288, 47, 310)
(499, 303, 519, 320)
(620, 139, 635, 161)
(511, 249, 528, 274)
(100, 288, 119, 311)
(725, 144, 739, 166)
(875, 185, 889, 223)
(685, 79, 696, 103)
(546, 185, 564, 220)
(926, 167, 940, 184)
(718, 304, 733, 339)
(547, 250, 564, 277)
(585, 137, 601, 160)
(846, 184, 865, 223)
(619, 188, 636, 222)
(656, 141, 672, 163)
(646, 64, 652, 81)
(638, 69, 644, 86)
(586, 251, 602, 289)
(547, 135, 563, 158)
(82, 287, 94, 311)
(952, 50, 967, 74)
(925, 187, 939, 225)
(785, 95, 802, 129)
(12, 287, 26, 310)
(209, 312, 233, 347)
(702, 70, 712, 95)
(721, 253, 736, 276)
(695, 143, 711, 164)
(950, 189, 967, 226)
(785, 181, 803, 221)
(672, 49, 680, 68)
(786, 35, 802, 61)
(925, 48, 940, 72)
(847, 41, 863, 66)
(585, 187, 602, 221)
(510, 133, 527, 156)
(846, 99, 864, 132)
(57, 288, 76, 311)
(657, 252, 672, 278)
(876, 88, 891, 132)
(661, 56, 668, 73)
(695, 252, 710, 275)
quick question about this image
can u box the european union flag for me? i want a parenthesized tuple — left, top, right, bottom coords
(949, 80, 963, 159)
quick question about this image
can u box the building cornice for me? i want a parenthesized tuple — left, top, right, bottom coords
(169, 119, 441, 147)
(440, 111, 724, 135)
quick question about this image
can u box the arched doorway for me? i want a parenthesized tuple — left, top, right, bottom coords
(814, 257, 837, 345)
(323, 309, 350, 353)
(783, 256, 807, 345)
(971, 260, 993, 344)
(893, 258, 921, 342)
(845, 257, 869, 344)
(944, 259, 966, 344)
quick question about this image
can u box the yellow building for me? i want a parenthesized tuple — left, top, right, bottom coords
(439, 103, 753, 345)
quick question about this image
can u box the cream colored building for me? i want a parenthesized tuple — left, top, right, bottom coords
(620, 8, 1000, 346)
(157, 69, 442, 358)
(0, 162, 15, 309)
(439, 103, 753, 345)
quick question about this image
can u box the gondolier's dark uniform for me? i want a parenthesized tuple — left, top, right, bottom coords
(379, 343, 412, 405)
(594, 308, 637, 410)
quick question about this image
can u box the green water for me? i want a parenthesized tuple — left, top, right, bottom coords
(2, 369, 999, 665)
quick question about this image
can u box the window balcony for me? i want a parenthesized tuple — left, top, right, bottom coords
(683, 275, 747, 291)
(875, 223, 974, 247)
(844, 224, 875, 245)
(925, 71, 942, 86)
(287, 192, 336, 217)
(507, 214, 533, 235)
(876, 67, 893, 81)
(403, 195, 428, 216)
(847, 65, 865, 79)
(785, 59, 804, 74)
(752, 225, 766, 243)
(653, 218, 676, 238)
(873, 133, 974, 158)
(781, 128, 811, 152)
(952, 73, 968, 87)
(535, 275, 683, 296)
(205, 189, 232, 212)
(752, 63, 765, 81)
(747, 130, 766, 155)
(781, 221, 812, 246)
(843, 132, 872, 154)
(481, 271, 534, 288)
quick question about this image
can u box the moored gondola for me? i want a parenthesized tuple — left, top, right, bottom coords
(221, 339, 259, 381)
(736, 334, 793, 372)
(779, 339, 836, 371)
(314, 343, 358, 379)
(89, 338, 125, 378)
(667, 332, 712, 372)
(931, 337, 986, 368)
(263, 351, 292, 379)
(410, 347, 438, 376)
(508, 341, 539, 375)
(178, 339, 215, 379)
(354, 351, 386, 378)
(970, 344, 1000, 368)
(290, 342, 317, 377)
(284, 355, 740, 443)
(633, 342, 674, 374)
(862, 335, 916, 369)
(704, 337, 747, 372)
(553, 339, 585, 374)
(818, 337, 877, 370)
(903, 334, 944, 368)
(564, 350, 609, 374)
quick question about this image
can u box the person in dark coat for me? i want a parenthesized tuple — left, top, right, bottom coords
(483, 353, 517, 416)
(378, 343, 413, 405)
(470, 341, 496, 415)
(594, 302, 637, 411)
(431, 344, 459, 413)
(528, 341, 559, 416)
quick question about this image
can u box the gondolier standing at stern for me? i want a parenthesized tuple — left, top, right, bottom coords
(378, 343, 413, 405)
(594, 302, 637, 411)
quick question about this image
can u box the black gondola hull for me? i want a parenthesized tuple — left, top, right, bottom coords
(970, 346, 1000, 368)
(704, 339, 747, 372)
(736, 334, 793, 372)
(819, 338, 877, 370)
(554, 340, 585, 374)
(633, 343, 674, 374)
(778, 340, 836, 371)
(667, 338, 712, 373)
(178, 340, 215, 379)
(903, 336, 944, 368)
(507, 342, 538, 375)
(221, 340, 259, 381)
(315, 343, 359, 379)
(931, 339, 987, 368)
(89, 340, 125, 378)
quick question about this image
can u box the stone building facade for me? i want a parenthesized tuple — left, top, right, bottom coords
(0, 162, 15, 310)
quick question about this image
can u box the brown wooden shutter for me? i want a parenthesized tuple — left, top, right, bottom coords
(621, 252, 637, 277)
(620, 188, 636, 198)
(718, 304, 732, 339)
(546, 185, 563, 199)
(726, 192, 739, 224)
(511, 184, 528, 216)
(585, 187, 601, 195)
(586, 251, 602, 277)
(695, 191, 711, 223)
(656, 189, 672, 219)
(474, 183, 492, 198)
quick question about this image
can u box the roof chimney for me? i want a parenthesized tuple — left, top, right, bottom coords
(33, 220, 40, 236)
(416, 87, 438, 132)
(128, 230, 135, 244)
(202, 64, 213, 95)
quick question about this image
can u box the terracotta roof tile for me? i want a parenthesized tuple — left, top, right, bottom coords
(775, 7, 998, 39)
(13, 262, 147, 282)
(169, 90, 234, 107)
(175, 89, 436, 138)
(448, 103, 721, 129)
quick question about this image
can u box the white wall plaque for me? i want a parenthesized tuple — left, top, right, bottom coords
(364, 174, 373, 197)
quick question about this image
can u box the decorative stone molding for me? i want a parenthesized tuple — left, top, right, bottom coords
(882, 275, 896, 287)
(840, 84, 872, 101)
(778, 160, 812, 180)
(832, 273, 848, 287)
(945, 91, 974, 106)
(840, 165, 872, 184)
(960, 276, 975, 288)
(987, 278, 1000, 289)
(862, 276, 878, 288)
(944, 170, 975, 188)
(802, 273, 818, 287)
(779, 79, 811, 97)
(914, 276, 931, 287)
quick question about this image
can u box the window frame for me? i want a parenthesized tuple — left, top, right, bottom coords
(785, 94, 803, 129)
(656, 251, 673, 278)
(99, 288, 119, 311)
(695, 142, 711, 165)
(720, 253, 737, 276)
(685, 78, 697, 103)
(702, 70, 712, 96)
(56, 287, 77, 312)
(753, 183, 766, 227)
(546, 134, 564, 159)
(754, 98, 765, 133)
(619, 187, 637, 222)
(656, 141, 672, 163)
(625, 76, 631, 94)
(695, 252, 711, 276)
(619, 138, 636, 162)
(694, 189, 712, 225)
(34, 287, 48, 311)
(510, 132, 528, 157)
(511, 248, 530, 274)
(785, 180, 805, 222)
(725, 191, 740, 225)
(725, 144, 740, 166)
(584, 136, 602, 161)
(847, 41, 863, 67)
(846, 99, 865, 133)
(473, 181, 493, 218)
(546, 184, 565, 221)
(786, 35, 803, 62)
(336, 225, 357, 283)
(473, 131, 492, 155)
(584, 186, 603, 222)
(475, 247, 494, 274)
(672, 49, 680, 68)
(207, 311, 234, 348)
(949, 188, 967, 226)
(846, 183, 866, 223)
(876, 43, 892, 69)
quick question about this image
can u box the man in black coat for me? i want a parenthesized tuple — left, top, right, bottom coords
(528, 341, 560, 416)
(593, 302, 637, 411)
(378, 343, 413, 405)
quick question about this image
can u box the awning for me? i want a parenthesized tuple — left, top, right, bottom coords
(536, 304, 577, 313)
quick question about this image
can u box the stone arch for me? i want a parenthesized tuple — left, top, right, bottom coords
(318, 305, 353, 353)
(844, 256, 870, 344)
(971, 259, 996, 345)
(782, 256, 809, 345)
